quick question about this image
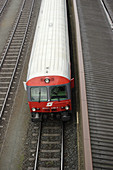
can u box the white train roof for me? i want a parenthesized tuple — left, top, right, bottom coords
(27, 0, 70, 82)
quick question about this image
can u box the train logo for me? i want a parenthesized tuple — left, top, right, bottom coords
(46, 102, 53, 107)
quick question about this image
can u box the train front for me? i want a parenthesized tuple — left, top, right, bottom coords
(26, 75, 72, 121)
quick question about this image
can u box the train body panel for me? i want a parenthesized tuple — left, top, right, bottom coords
(26, 76, 70, 86)
(27, 0, 70, 82)
(25, 0, 74, 121)
(28, 100, 72, 113)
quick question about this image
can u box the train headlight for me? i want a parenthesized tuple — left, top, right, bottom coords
(45, 78, 50, 83)
(65, 106, 69, 110)
(32, 108, 36, 112)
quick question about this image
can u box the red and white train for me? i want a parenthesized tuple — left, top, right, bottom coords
(24, 0, 74, 121)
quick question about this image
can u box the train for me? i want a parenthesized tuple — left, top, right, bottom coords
(24, 0, 74, 121)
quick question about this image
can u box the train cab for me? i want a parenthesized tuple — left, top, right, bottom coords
(25, 76, 74, 121)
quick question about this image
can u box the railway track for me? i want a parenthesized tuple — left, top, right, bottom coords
(0, 0, 35, 118)
(26, 120, 64, 170)
(23, 113, 77, 170)
(35, 120, 63, 170)
(0, 0, 8, 15)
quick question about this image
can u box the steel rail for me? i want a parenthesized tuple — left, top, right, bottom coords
(34, 122, 42, 170)
(72, 0, 93, 170)
(0, 0, 35, 118)
(0, 0, 8, 16)
(100, 0, 113, 30)
(61, 121, 64, 170)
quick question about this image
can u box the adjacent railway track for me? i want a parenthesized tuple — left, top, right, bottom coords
(0, 0, 8, 16)
(0, 0, 35, 118)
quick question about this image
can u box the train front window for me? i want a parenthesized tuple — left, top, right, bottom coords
(50, 85, 68, 101)
(31, 87, 47, 102)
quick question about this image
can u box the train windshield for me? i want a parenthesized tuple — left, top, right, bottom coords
(31, 87, 47, 102)
(50, 85, 68, 101)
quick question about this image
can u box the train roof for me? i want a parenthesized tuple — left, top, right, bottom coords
(27, 0, 70, 83)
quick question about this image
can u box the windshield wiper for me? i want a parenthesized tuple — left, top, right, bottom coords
(58, 96, 60, 101)
(39, 89, 41, 103)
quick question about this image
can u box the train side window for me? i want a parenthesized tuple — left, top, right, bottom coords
(30, 87, 47, 102)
